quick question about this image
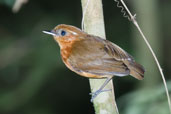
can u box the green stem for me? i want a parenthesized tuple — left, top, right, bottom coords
(81, 0, 118, 113)
(132, 0, 161, 87)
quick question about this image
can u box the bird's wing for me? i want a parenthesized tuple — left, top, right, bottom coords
(67, 37, 132, 77)
(103, 40, 134, 61)
(103, 40, 144, 80)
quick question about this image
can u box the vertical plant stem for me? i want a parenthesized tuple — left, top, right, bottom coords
(81, 0, 118, 114)
(118, 0, 171, 113)
(132, 0, 161, 87)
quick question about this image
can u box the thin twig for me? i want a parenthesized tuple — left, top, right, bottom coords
(118, 0, 171, 113)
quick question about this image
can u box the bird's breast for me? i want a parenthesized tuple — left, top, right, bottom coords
(59, 39, 82, 71)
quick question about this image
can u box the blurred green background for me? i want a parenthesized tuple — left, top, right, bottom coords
(0, 0, 171, 114)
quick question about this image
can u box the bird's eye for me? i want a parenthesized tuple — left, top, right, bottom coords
(60, 30, 66, 36)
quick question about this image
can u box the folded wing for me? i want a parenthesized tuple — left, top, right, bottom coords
(67, 35, 144, 79)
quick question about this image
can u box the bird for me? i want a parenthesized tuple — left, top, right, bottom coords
(43, 24, 145, 101)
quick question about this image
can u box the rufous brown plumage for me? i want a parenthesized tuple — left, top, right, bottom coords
(43, 24, 145, 101)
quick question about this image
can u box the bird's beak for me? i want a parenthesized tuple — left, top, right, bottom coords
(42, 30, 56, 36)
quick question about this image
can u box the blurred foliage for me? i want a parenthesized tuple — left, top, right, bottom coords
(0, 0, 171, 114)
(0, 0, 15, 7)
(118, 81, 171, 114)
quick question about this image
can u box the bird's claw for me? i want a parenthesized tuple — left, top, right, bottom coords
(90, 89, 112, 102)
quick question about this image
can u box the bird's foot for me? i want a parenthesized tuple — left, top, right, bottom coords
(90, 89, 112, 102)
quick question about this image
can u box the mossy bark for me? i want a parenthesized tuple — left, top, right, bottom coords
(81, 0, 118, 113)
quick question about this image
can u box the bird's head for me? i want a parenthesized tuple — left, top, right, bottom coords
(43, 24, 85, 48)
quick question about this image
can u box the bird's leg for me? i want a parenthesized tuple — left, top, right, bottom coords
(90, 77, 113, 102)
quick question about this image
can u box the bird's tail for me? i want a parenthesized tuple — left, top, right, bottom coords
(125, 61, 145, 80)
